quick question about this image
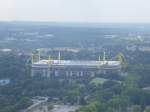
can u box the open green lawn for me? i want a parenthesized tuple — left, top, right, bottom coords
(90, 78, 108, 86)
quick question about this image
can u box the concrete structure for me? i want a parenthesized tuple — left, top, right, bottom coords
(23, 97, 48, 112)
(31, 59, 121, 78)
(0, 79, 10, 86)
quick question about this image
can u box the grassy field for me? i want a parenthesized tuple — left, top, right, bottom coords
(90, 78, 108, 86)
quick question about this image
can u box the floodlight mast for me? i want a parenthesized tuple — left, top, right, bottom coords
(48, 55, 51, 78)
(31, 53, 34, 64)
(58, 51, 61, 63)
(38, 49, 41, 61)
(98, 55, 101, 68)
(103, 51, 106, 64)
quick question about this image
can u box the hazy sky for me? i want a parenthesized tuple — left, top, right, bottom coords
(0, 0, 150, 23)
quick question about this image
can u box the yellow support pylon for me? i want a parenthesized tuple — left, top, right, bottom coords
(103, 51, 106, 61)
(38, 49, 41, 61)
(99, 55, 101, 61)
(31, 53, 34, 64)
(58, 51, 61, 63)
(48, 55, 51, 67)
(47, 55, 52, 78)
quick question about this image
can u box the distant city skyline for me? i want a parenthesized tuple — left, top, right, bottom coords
(0, 0, 150, 23)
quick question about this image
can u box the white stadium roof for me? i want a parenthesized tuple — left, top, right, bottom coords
(33, 60, 121, 66)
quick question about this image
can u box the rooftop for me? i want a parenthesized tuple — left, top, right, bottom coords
(32, 60, 121, 67)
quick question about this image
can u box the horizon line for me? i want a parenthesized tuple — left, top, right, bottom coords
(1, 20, 150, 24)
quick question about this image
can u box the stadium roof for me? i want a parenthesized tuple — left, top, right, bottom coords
(33, 60, 121, 67)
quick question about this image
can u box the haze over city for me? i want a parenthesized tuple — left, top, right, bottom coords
(0, 0, 150, 23)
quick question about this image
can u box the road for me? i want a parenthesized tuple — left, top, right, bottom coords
(51, 105, 79, 112)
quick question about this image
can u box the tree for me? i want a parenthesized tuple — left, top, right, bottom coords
(108, 95, 130, 112)
(47, 104, 54, 111)
(144, 106, 150, 112)
(124, 74, 140, 89)
(131, 105, 141, 112)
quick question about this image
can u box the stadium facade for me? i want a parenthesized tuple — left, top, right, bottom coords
(31, 53, 122, 78)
